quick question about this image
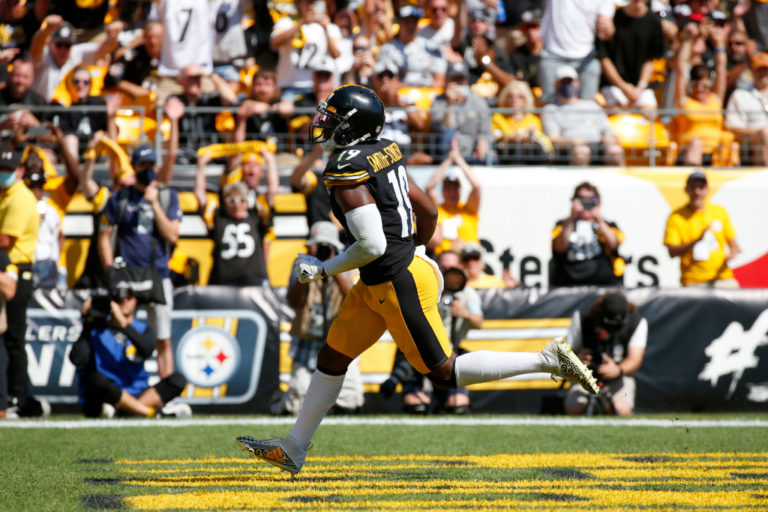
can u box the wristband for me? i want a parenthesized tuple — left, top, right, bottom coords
(713, 47, 726, 53)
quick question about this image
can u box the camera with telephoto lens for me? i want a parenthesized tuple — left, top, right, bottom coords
(441, 266, 467, 306)
(315, 243, 335, 261)
(578, 197, 597, 210)
(86, 283, 132, 327)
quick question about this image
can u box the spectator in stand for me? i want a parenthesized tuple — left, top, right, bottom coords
(538, 0, 615, 103)
(97, 145, 182, 380)
(0, 149, 47, 417)
(0, 58, 47, 133)
(210, 0, 249, 86)
(420, 0, 455, 55)
(0, 0, 47, 59)
(271, 0, 341, 101)
(371, 61, 429, 164)
(740, 0, 768, 53)
(376, 5, 446, 89)
(340, 33, 375, 87)
(234, 68, 291, 150)
(365, 0, 395, 47)
(429, 61, 493, 163)
(509, 9, 543, 89)
(461, 243, 514, 289)
(103, 20, 163, 104)
(55, 66, 114, 152)
(425, 141, 481, 256)
(29, 15, 122, 102)
(289, 145, 332, 230)
(332, 7, 361, 81)
(272, 221, 363, 416)
(493, 80, 553, 164)
(453, 5, 515, 89)
(724, 28, 755, 101)
(663, 170, 741, 289)
(193, 167, 271, 286)
(673, 21, 729, 166)
(155, 0, 212, 78)
(290, 57, 338, 149)
(597, 0, 664, 111)
(541, 65, 624, 166)
(551, 181, 625, 287)
(565, 291, 647, 417)
(173, 64, 237, 163)
(726, 52, 768, 166)
(0, 248, 17, 419)
(22, 126, 81, 290)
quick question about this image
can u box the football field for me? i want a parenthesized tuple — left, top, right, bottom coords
(2, 414, 768, 511)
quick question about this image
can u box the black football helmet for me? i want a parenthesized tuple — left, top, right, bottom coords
(309, 85, 385, 151)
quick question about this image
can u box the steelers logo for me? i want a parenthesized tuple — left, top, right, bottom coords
(176, 325, 241, 387)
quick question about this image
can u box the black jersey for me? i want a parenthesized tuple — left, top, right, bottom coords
(324, 139, 415, 285)
(209, 209, 268, 286)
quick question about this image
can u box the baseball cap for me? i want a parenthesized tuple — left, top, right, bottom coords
(398, 5, 424, 19)
(460, 243, 485, 260)
(0, 149, 21, 171)
(751, 52, 768, 71)
(520, 9, 542, 27)
(312, 56, 336, 74)
(601, 292, 629, 329)
(555, 65, 578, 82)
(443, 166, 462, 183)
(307, 221, 344, 251)
(130, 145, 157, 166)
(469, 6, 495, 23)
(446, 61, 469, 79)
(373, 60, 399, 78)
(51, 22, 76, 44)
(687, 170, 708, 184)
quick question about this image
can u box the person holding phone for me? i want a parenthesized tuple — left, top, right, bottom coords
(550, 181, 625, 287)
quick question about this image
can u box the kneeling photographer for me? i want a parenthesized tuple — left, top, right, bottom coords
(564, 291, 647, 417)
(69, 279, 189, 418)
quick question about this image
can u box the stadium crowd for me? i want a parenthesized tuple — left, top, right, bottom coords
(0, 0, 760, 418)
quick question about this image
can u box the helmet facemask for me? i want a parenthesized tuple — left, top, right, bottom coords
(310, 101, 348, 152)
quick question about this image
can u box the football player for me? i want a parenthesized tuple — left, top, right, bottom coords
(236, 85, 599, 476)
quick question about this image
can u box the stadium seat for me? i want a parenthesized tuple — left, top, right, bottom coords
(668, 115, 740, 167)
(609, 114, 677, 166)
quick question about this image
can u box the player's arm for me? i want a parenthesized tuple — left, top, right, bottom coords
(320, 184, 386, 277)
(407, 176, 437, 246)
(295, 183, 386, 282)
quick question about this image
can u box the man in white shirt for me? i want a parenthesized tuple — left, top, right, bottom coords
(29, 16, 122, 102)
(538, 0, 615, 102)
(725, 52, 768, 165)
(271, 0, 341, 101)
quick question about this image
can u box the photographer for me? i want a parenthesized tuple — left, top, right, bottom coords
(382, 250, 483, 414)
(69, 282, 189, 418)
(564, 291, 647, 417)
(551, 181, 625, 287)
(271, 221, 362, 415)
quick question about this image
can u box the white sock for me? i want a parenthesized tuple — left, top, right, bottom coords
(454, 350, 543, 387)
(286, 370, 345, 450)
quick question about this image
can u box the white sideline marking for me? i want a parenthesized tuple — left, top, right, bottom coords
(1, 417, 767, 429)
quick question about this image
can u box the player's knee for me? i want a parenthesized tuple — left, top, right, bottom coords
(155, 372, 187, 404)
(317, 345, 352, 376)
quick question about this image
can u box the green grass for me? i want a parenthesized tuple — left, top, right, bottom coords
(2, 413, 768, 511)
